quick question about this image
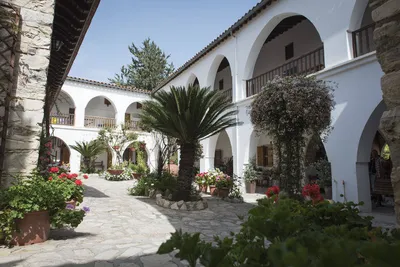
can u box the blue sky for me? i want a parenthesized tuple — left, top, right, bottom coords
(69, 0, 260, 82)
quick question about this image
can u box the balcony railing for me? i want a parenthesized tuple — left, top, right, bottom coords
(220, 88, 232, 102)
(84, 116, 116, 129)
(352, 23, 375, 58)
(50, 114, 74, 126)
(125, 120, 142, 131)
(246, 46, 325, 97)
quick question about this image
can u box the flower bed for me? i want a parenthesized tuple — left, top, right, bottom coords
(104, 168, 133, 181)
(155, 194, 208, 211)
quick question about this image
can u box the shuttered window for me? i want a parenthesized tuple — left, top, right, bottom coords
(256, 145, 273, 167)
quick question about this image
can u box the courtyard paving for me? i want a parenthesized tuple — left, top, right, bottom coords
(0, 176, 262, 267)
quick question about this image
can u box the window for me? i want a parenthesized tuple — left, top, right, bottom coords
(285, 42, 294, 60)
(257, 145, 273, 167)
(137, 103, 142, 109)
(68, 108, 75, 114)
(219, 79, 224, 90)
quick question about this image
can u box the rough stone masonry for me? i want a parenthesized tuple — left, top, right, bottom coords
(1, 0, 55, 186)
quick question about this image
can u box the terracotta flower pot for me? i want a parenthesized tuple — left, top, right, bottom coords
(10, 211, 50, 246)
(209, 185, 217, 196)
(132, 173, 142, 180)
(245, 181, 256, 194)
(107, 169, 124, 175)
(218, 187, 230, 198)
(198, 184, 207, 193)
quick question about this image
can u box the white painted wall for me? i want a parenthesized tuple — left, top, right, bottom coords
(85, 96, 115, 118)
(50, 79, 157, 173)
(252, 19, 322, 77)
(51, 91, 75, 114)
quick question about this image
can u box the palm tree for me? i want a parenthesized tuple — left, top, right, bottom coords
(140, 85, 238, 201)
(70, 140, 105, 172)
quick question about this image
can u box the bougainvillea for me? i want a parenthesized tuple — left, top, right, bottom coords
(250, 76, 334, 195)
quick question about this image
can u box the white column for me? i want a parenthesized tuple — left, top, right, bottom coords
(74, 106, 85, 128)
(115, 111, 125, 127)
(69, 149, 81, 173)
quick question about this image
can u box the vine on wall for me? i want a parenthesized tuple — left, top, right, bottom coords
(250, 76, 334, 195)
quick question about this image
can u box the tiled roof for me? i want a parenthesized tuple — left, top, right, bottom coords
(154, 0, 279, 92)
(66, 76, 151, 95)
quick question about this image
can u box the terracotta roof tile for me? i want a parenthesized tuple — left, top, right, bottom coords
(66, 76, 151, 95)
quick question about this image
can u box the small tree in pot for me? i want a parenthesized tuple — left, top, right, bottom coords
(97, 126, 138, 170)
(243, 157, 259, 193)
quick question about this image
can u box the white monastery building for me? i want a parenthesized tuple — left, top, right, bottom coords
(54, 0, 382, 212)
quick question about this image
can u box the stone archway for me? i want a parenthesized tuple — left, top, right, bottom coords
(214, 130, 233, 176)
(49, 136, 71, 166)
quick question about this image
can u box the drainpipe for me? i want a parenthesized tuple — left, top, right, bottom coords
(230, 30, 241, 180)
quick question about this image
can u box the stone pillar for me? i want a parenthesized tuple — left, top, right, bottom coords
(1, 0, 55, 186)
(370, 0, 400, 226)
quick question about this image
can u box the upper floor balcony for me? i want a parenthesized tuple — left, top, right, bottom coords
(245, 15, 325, 98)
(50, 93, 144, 131)
(246, 46, 325, 97)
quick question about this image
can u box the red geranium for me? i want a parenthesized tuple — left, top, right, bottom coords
(266, 186, 280, 198)
(75, 179, 82, 186)
(48, 177, 53, 181)
(59, 173, 67, 178)
(302, 184, 324, 204)
(72, 173, 78, 178)
(83, 174, 89, 179)
(49, 167, 59, 173)
(67, 174, 74, 179)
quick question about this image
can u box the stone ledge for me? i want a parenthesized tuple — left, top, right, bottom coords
(155, 194, 208, 211)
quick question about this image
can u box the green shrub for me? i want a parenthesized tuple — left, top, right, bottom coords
(158, 197, 400, 267)
(128, 172, 177, 196)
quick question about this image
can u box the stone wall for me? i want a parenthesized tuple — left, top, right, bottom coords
(1, 0, 55, 186)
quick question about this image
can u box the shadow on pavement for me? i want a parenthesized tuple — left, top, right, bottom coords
(84, 185, 109, 198)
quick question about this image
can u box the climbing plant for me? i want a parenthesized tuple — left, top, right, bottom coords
(250, 76, 334, 196)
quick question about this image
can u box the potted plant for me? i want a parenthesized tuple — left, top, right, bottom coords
(243, 158, 258, 194)
(195, 172, 208, 193)
(0, 178, 67, 246)
(107, 162, 126, 176)
(50, 170, 86, 208)
(215, 173, 233, 198)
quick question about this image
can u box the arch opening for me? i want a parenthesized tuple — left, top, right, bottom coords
(214, 130, 233, 176)
(212, 57, 233, 102)
(84, 96, 116, 129)
(49, 136, 71, 171)
(50, 90, 76, 126)
(124, 102, 143, 131)
(187, 74, 200, 88)
(122, 141, 149, 174)
(245, 15, 324, 97)
(357, 101, 394, 213)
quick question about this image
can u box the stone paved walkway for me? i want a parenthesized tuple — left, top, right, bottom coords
(0, 176, 261, 267)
